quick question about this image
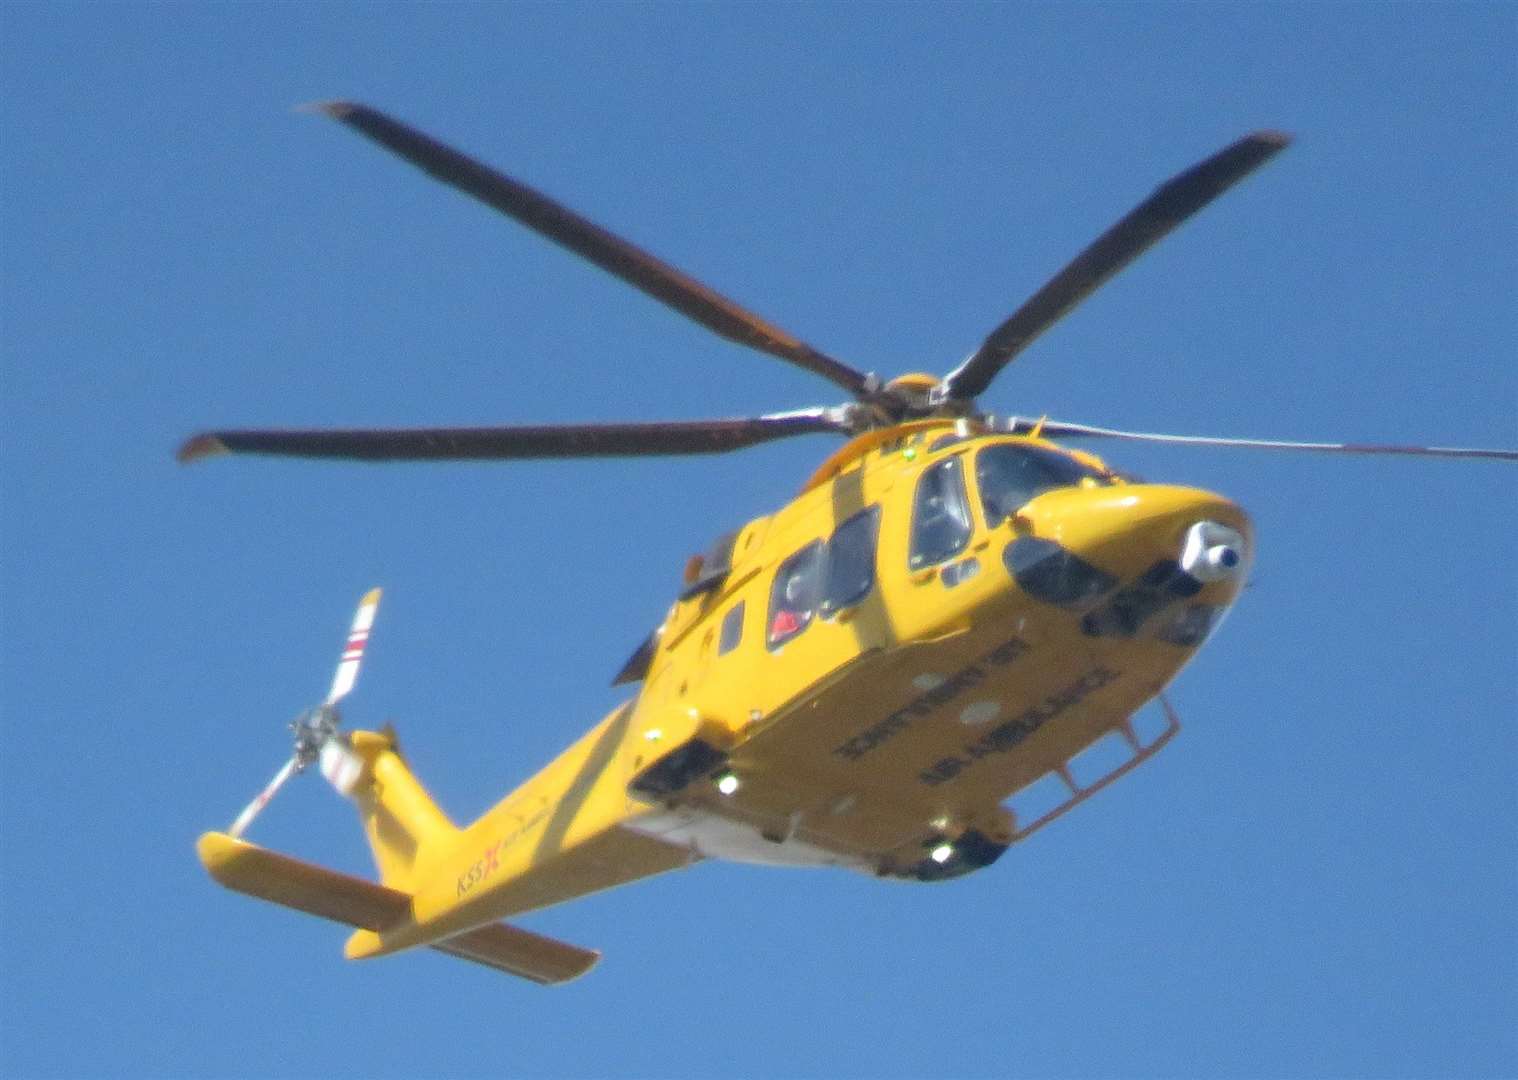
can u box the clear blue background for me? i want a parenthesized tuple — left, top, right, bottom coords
(3, 4, 1514, 1078)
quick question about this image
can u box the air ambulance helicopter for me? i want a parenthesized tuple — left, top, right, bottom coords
(182, 103, 1517, 985)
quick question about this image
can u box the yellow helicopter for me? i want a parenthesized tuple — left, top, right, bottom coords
(183, 103, 1517, 985)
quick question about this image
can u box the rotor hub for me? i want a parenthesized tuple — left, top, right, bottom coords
(291, 704, 342, 769)
(873, 373, 976, 424)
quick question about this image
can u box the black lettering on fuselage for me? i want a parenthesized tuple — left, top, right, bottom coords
(918, 667, 1121, 786)
(455, 804, 550, 897)
(832, 636, 1031, 761)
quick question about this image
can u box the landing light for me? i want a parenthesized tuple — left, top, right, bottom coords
(930, 842, 955, 864)
(715, 772, 740, 796)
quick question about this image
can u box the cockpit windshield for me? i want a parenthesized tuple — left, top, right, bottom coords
(975, 442, 1110, 524)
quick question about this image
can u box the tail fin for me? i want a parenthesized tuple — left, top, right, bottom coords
(339, 728, 459, 891)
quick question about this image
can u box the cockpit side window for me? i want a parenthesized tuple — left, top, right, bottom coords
(821, 505, 880, 614)
(909, 456, 972, 569)
(975, 443, 1107, 525)
(767, 540, 824, 649)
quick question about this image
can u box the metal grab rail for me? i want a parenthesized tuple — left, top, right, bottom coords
(1007, 694, 1183, 843)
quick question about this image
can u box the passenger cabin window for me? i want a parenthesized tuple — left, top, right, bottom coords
(718, 601, 745, 655)
(767, 541, 823, 648)
(975, 443, 1108, 525)
(767, 504, 884, 650)
(821, 506, 880, 615)
(910, 456, 972, 568)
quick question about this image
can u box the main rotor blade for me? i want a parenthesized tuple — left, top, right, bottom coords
(178, 410, 851, 464)
(943, 132, 1291, 402)
(994, 417, 1518, 461)
(311, 101, 874, 400)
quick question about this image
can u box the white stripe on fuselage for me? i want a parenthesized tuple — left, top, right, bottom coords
(627, 808, 870, 871)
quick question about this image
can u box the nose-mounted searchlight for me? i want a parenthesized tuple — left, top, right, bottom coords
(1179, 521, 1247, 584)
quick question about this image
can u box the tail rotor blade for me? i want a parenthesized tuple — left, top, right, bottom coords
(326, 588, 382, 705)
(219, 590, 386, 840)
(228, 756, 299, 838)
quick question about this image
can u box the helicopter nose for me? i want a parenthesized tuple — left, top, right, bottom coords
(1004, 484, 1253, 609)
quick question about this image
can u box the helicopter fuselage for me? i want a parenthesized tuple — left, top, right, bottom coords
(343, 421, 1250, 960)
(190, 106, 1512, 982)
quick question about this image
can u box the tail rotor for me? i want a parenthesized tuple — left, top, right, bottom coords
(225, 588, 382, 839)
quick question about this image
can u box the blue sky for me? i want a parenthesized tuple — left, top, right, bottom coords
(3, 4, 1515, 1078)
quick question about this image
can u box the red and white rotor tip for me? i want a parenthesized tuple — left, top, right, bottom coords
(326, 587, 382, 705)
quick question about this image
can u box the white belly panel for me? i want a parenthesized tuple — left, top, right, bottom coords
(627, 808, 871, 871)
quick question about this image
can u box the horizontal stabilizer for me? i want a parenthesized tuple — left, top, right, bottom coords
(198, 830, 408, 930)
(432, 922, 599, 984)
(197, 832, 598, 983)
